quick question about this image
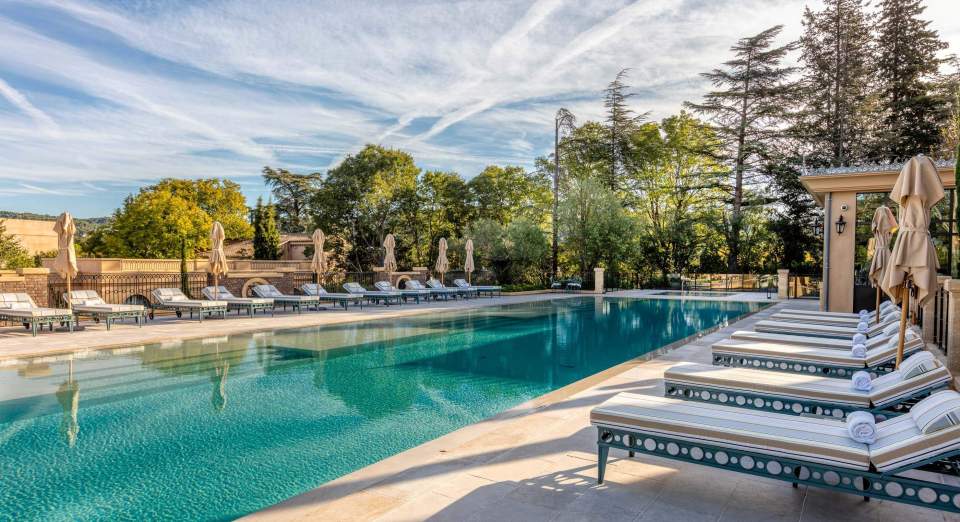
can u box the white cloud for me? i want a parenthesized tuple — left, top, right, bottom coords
(0, 0, 958, 198)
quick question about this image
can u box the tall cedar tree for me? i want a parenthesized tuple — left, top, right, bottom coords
(262, 167, 321, 233)
(874, 0, 948, 160)
(799, 0, 876, 166)
(252, 198, 282, 260)
(602, 69, 646, 192)
(686, 25, 796, 272)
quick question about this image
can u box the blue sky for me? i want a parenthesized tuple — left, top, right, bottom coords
(1, 0, 958, 218)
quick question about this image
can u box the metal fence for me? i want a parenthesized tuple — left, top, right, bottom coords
(920, 285, 950, 355)
(672, 273, 778, 292)
(47, 272, 208, 308)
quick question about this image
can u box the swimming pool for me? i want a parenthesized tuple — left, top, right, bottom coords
(651, 290, 744, 297)
(0, 296, 763, 520)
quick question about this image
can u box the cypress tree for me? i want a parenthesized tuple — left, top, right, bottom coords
(602, 69, 646, 192)
(253, 198, 282, 261)
(874, 0, 949, 161)
(798, 0, 876, 166)
(686, 25, 796, 273)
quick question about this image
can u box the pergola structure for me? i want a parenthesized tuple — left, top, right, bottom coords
(800, 159, 955, 312)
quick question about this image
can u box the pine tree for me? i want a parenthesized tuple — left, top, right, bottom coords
(603, 69, 646, 192)
(798, 0, 876, 167)
(252, 197, 281, 260)
(686, 25, 796, 272)
(874, 0, 949, 160)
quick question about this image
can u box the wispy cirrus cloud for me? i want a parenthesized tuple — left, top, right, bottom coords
(0, 0, 958, 217)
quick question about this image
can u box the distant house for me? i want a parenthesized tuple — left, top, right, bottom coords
(222, 234, 314, 260)
(1, 219, 58, 255)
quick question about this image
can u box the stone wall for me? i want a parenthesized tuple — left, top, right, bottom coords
(0, 268, 50, 305)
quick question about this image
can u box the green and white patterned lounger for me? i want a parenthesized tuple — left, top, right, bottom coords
(591, 391, 960, 512)
(712, 333, 925, 377)
(0, 292, 74, 336)
(755, 312, 900, 339)
(374, 280, 430, 304)
(772, 305, 900, 328)
(665, 352, 951, 419)
(408, 279, 457, 300)
(730, 324, 919, 350)
(150, 288, 228, 321)
(66, 290, 147, 330)
(342, 282, 403, 306)
(202, 286, 275, 316)
(300, 284, 364, 310)
(453, 278, 501, 297)
(426, 278, 472, 299)
(250, 285, 318, 313)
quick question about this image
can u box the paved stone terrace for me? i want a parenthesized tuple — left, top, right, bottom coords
(245, 295, 960, 522)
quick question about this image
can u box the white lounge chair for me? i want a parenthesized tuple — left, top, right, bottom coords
(453, 278, 501, 297)
(712, 333, 925, 377)
(300, 284, 364, 310)
(730, 323, 920, 351)
(150, 288, 227, 321)
(778, 300, 898, 320)
(754, 311, 900, 338)
(425, 278, 472, 299)
(665, 351, 951, 419)
(202, 286, 275, 316)
(0, 292, 74, 336)
(590, 390, 960, 512)
(406, 279, 456, 300)
(66, 290, 147, 330)
(342, 282, 403, 305)
(250, 285, 318, 313)
(772, 304, 899, 327)
(374, 280, 430, 304)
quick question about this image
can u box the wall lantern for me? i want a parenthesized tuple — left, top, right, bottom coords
(812, 219, 824, 238)
(835, 215, 847, 235)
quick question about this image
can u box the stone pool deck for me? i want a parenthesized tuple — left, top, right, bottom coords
(246, 295, 959, 522)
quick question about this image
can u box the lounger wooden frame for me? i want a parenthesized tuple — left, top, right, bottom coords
(593, 425, 960, 512)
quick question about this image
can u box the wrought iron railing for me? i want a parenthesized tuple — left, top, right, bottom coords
(47, 272, 209, 308)
(788, 274, 822, 299)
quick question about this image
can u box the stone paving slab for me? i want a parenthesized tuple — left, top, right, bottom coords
(244, 296, 960, 522)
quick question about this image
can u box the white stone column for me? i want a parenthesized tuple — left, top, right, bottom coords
(777, 269, 789, 299)
(594, 267, 604, 294)
(944, 278, 960, 374)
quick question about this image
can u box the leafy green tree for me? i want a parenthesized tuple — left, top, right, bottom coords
(873, 0, 949, 160)
(262, 167, 321, 232)
(82, 179, 251, 258)
(686, 25, 796, 272)
(252, 198, 282, 260)
(559, 177, 636, 279)
(415, 170, 471, 266)
(310, 144, 420, 271)
(467, 165, 550, 226)
(0, 220, 33, 269)
(502, 218, 550, 285)
(602, 69, 646, 191)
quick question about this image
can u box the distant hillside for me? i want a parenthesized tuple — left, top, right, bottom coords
(0, 211, 108, 236)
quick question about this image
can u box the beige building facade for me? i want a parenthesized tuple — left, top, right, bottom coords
(800, 159, 955, 312)
(1, 218, 58, 255)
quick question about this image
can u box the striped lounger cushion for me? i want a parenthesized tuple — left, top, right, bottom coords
(590, 393, 870, 470)
(871, 391, 960, 472)
(712, 334, 923, 368)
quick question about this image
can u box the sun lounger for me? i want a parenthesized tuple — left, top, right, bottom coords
(250, 285, 318, 313)
(201, 286, 274, 316)
(150, 288, 227, 321)
(300, 284, 364, 310)
(731, 323, 920, 351)
(0, 292, 75, 336)
(754, 312, 899, 338)
(66, 290, 147, 330)
(374, 280, 430, 304)
(425, 278, 472, 299)
(342, 282, 403, 305)
(453, 278, 501, 297)
(408, 279, 457, 300)
(778, 301, 898, 320)
(712, 333, 925, 377)
(591, 391, 960, 511)
(665, 351, 951, 419)
(772, 305, 899, 327)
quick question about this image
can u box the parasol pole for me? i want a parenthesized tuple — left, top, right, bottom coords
(875, 287, 881, 324)
(894, 282, 911, 369)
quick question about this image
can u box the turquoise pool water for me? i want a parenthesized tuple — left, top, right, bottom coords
(0, 296, 762, 521)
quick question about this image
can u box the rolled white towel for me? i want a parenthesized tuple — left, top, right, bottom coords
(846, 411, 877, 444)
(851, 343, 867, 358)
(851, 371, 872, 391)
(857, 321, 869, 333)
(859, 309, 870, 318)
(852, 333, 867, 345)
